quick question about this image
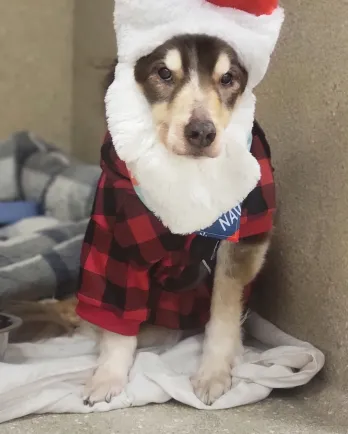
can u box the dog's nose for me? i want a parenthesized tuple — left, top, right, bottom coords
(184, 120, 216, 149)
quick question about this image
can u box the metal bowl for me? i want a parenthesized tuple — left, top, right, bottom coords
(0, 313, 23, 360)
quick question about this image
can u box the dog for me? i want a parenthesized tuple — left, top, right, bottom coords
(7, 34, 272, 406)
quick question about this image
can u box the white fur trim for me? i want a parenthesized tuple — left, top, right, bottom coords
(106, 64, 260, 234)
(114, 0, 284, 88)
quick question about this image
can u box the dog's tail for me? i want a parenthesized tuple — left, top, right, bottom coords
(2, 297, 81, 343)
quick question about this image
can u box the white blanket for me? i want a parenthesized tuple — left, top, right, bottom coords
(0, 312, 325, 423)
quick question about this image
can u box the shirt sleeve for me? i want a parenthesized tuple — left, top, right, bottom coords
(76, 170, 170, 336)
(76, 219, 152, 336)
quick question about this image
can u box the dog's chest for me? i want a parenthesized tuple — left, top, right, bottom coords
(150, 235, 220, 293)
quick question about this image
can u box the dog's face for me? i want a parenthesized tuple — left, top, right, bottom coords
(134, 35, 248, 158)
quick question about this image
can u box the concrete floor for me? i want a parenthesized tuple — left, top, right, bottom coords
(2, 382, 347, 434)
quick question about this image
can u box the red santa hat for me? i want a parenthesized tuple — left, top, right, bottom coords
(207, 0, 278, 16)
(114, 0, 284, 88)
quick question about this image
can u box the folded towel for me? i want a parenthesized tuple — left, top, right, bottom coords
(0, 312, 325, 423)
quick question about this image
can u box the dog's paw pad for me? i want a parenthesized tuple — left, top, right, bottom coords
(191, 368, 232, 405)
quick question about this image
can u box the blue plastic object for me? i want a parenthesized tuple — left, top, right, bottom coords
(0, 201, 40, 225)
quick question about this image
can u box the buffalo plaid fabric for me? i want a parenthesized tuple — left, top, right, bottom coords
(76, 121, 275, 335)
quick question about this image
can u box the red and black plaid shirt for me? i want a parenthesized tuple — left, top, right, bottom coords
(76, 122, 275, 335)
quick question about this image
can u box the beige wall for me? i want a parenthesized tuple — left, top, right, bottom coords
(72, 0, 116, 163)
(0, 0, 115, 159)
(255, 0, 348, 390)
(0, 1, 74, 152)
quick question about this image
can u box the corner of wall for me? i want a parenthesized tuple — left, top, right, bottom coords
(0, 1, 75, 153)
(72, 0, 116, 163)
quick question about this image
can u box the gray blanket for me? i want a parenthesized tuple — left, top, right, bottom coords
(0, 132, 101, 301)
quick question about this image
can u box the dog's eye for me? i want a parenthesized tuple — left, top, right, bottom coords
(158, 67, 172, 81)
(220, 73, 233, 86)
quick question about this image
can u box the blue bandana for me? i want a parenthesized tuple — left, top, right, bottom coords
(197, 204, 242, 241)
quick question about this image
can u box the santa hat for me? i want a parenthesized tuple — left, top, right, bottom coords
(105, 1, 284, 234)
(114, 0, 284, 88)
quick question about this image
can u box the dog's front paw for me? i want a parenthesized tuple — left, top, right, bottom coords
(191, 365, 232, 405)
(83, 364, 127, 407)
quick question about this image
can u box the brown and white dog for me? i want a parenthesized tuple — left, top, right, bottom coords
(83, 35, 271, 406)
(7, 35, 271, 406)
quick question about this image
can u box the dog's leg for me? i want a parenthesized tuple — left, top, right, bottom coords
(83, 330, 137, 406)
(192, 235, 270, 405)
